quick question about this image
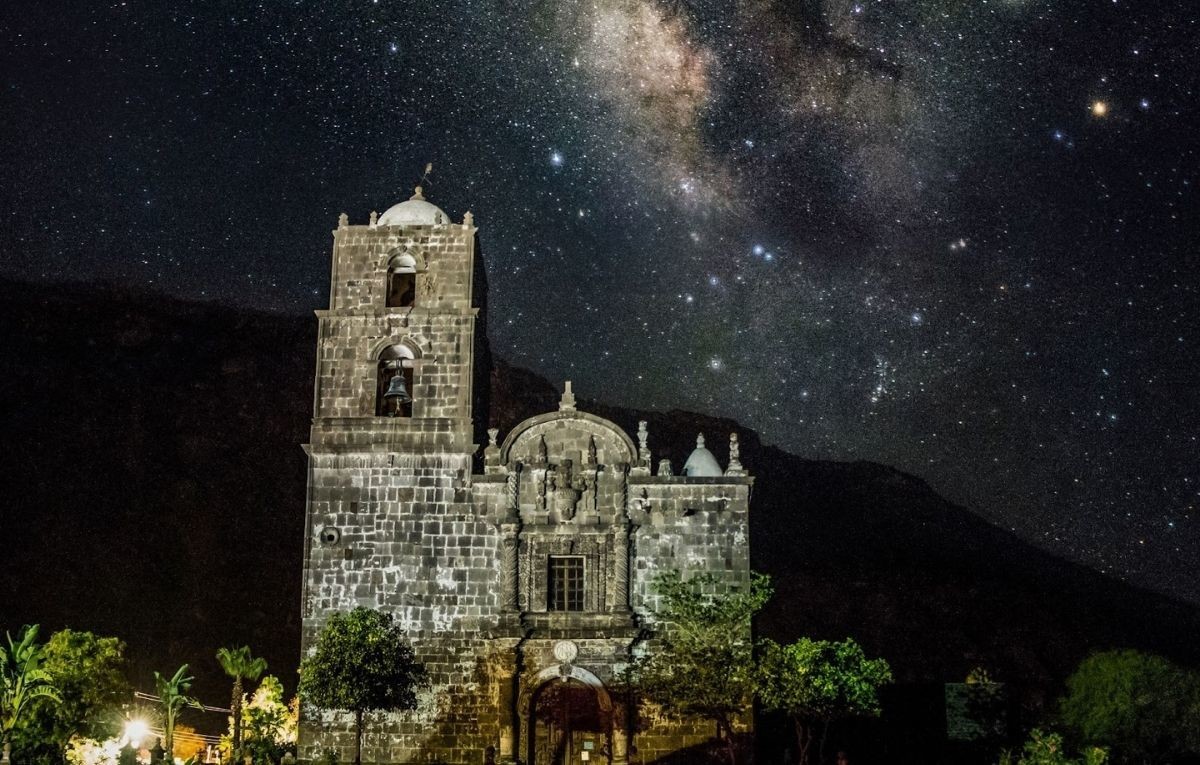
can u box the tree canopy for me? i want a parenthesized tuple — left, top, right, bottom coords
(10, 630, 130, 765)
(757, 637, 892, 765)
(999, 729, 1108, 765)
(298, 608, 427, 765)
(228, 675, 296, 764)
(1059, 649, 1200, 763)
(633, 571, 773, 764)
(1, 626, 61, 762)
(216, 645, 268, 757)
(153, 665, 203, 759)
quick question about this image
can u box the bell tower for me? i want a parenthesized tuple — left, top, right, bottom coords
(308, 186, 482, 449)
(299, 187, 495, 758)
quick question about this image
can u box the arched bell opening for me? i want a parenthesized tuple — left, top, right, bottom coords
(386, 252, 417, 308)
(529, 677, 612, 765)
(375, 344, 415, 417)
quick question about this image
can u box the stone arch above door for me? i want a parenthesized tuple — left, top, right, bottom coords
(519, 663, 613, 714)
(518, 655, 628, 765)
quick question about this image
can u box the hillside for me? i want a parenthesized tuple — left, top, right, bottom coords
(1, 279, 1197, 753)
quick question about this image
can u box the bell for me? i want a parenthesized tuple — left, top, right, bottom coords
(383, 373, 413, 405)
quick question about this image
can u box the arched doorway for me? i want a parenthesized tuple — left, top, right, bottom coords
(528, 677, 612, 765)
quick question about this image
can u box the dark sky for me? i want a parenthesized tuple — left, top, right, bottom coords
(2, 0, 1198, 603)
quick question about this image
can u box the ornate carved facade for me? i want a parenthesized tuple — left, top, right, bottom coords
(299, 189, 752, 765)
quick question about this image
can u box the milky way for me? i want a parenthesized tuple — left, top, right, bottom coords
(1, 0, 1197, 601)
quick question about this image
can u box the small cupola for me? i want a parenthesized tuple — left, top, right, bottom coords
(377, 186, 450, 226)
(682, 433, 723, 477)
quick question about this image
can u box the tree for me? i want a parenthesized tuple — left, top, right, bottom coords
(11, 629, 131, 765)
(1, 626, 61, 765)
(227, 676, 296, 765)
(298, 608, 428, 765)
(631, 571, 773, 765)
(152, 666, 202, 759)
(756, 637, 892, 765)
(215, 646, 267, 757)
(998, 729, 1108, 765)
(1058, 649, 1200, 763)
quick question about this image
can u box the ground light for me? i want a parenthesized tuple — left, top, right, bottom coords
(122, 719, 150, 749)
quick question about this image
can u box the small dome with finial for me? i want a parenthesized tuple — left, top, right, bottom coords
(377, 186, 450, 226)
(683, 433, 723, 477)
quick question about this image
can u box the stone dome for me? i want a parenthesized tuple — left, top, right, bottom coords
(377, 186, 449, 226)
(683, 434, 723, 477)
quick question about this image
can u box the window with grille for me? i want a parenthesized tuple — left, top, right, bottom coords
(548, 556, 585, 612)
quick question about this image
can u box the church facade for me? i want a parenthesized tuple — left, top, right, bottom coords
(298, 189, 752, 765)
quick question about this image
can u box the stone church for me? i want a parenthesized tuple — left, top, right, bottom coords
(298, 188, 753, 765)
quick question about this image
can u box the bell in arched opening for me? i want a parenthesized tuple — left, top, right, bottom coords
(386, 252, 418, 308)
(376, 345, 416, 417)
(383, 369, 413, 405)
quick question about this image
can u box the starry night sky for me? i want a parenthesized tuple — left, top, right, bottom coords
(2, 0, 1198, 602)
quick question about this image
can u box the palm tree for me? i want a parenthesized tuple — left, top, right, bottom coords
(153, 665, 202, 759)
(216, 647, 267, 757)
(0, 626, 61, 764)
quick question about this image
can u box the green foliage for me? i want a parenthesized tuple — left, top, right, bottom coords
(1059, 649, 1200, 763)
(298, 608, 427, 765)
(966, 666, 995, 685)
(216, 645, 268, 756)
(63, 737, 122, 765)
(1, 625, 62, 756)
(630, 571, 773, 764)
(999, 729, 1108, 765)
(153, 665, 203, 759)
(757, 637, 891, 764)
(225, 676, 296, 764)
(11, 630, 131, 765)
(757, 637, 892, 721)
(216, 647, 268, 687)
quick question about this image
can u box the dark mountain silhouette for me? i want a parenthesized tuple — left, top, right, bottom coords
(1, 279, 1197, 755)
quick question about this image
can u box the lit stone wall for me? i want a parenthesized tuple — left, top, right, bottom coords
(300, 212, 501, 763)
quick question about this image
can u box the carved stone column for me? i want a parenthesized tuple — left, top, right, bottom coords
(500, 530, 520, 612)
(612, 522, 631, 613)
(501, 463, 521, 613)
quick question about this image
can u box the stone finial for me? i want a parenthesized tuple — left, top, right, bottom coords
(369, 210, 378, 226)
(484, 428, 502, 472)
(337, 212, 348, 228)
(559, 381, 577, 411)
(696, 433, 706, 448)
(657, 458, 673, 477)
(463, 210, 474, 228)
(726, 432, 746, 476)
(631, 420, 652, 475)
(412, 185, 425, 200)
